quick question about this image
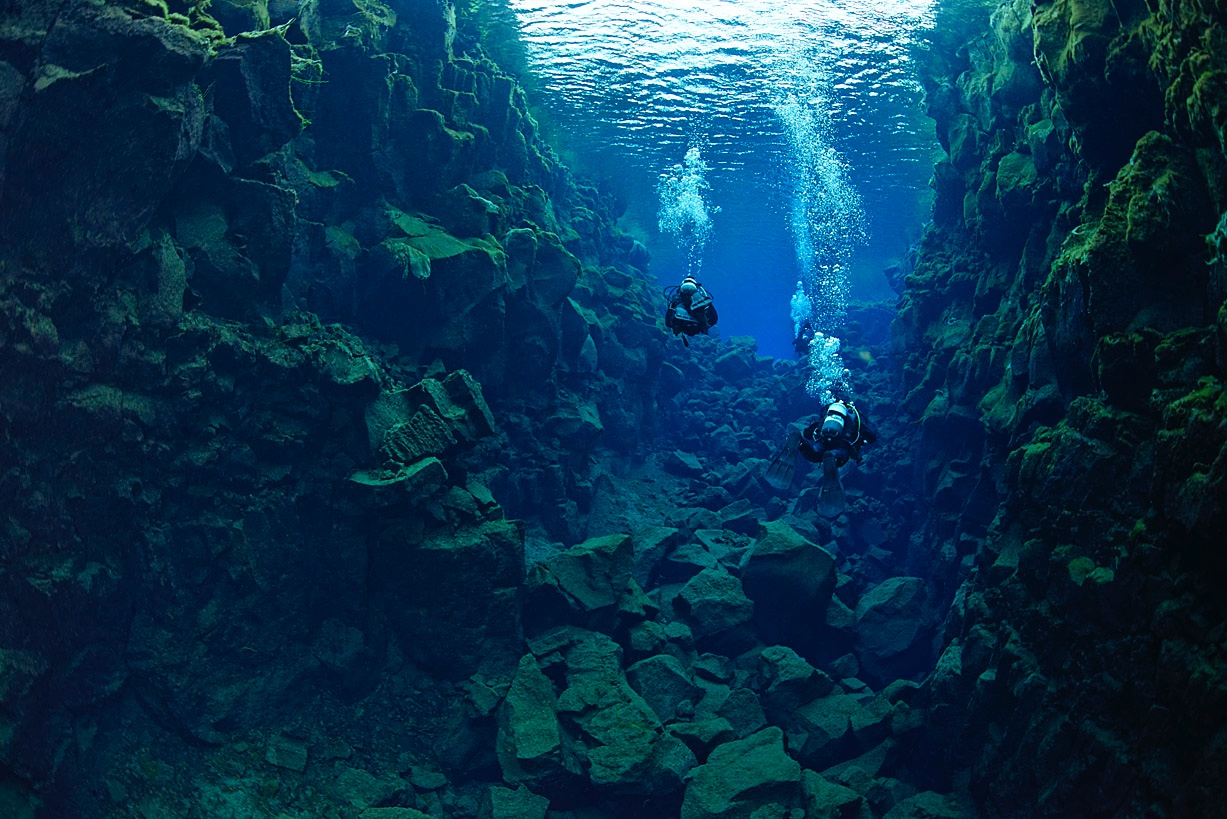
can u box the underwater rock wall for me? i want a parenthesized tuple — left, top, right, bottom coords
(900, 0, 1227, 812)
(0, 0, 664, 811)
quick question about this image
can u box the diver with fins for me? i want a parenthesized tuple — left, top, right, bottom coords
(664, 275, 719, 346)
(765, 399, 877, 517)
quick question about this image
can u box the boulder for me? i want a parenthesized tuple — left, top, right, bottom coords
(718, 499, 760, 536)
(668, 717, 738, 760)
(882, 791, 969, 819)
(576, 334, 599, 373)
(627, 619, 694, 663)
(994, 150, 1038, 212)
(801, 770, 866, 819)
(631, 526, 680, 588)
(370, 370, 496, 468)
(854, 577, 933, 685)
(694, 529, 750, 569)
(523, 534, 634, 633)
(849, 695, 895, 749)
(789, 693, 863, 769)
(712, 347, 755, 382)
(740, 521, 838, 654)
(626, 653, 703, 724)
(658, 540, 721, 584)
(544, 396, 604, 450)
(674, 567, 755, 653)
(488, 784, 550, 819)
(680, 727, 802, 819)
(526, 230, 581, 309)
(348, 456, 449, 501)
(558, 295, 599, 365)
(556, 633, 695, 795)
(757, 645, 836, 714)
(663, 449, 705, 478)
(436, 182, 499, 237)
(706, 686, 768, 738)
(497, 654, 579, 794)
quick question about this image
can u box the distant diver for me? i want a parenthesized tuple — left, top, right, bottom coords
(664, 276, 718, 346)
(765, 399, 877, 517)
(793, 318, 815, 358)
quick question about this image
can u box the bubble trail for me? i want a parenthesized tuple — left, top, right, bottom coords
(657, 146, 720, 280)
(773, 77, 867, 403)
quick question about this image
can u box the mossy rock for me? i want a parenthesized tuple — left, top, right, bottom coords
(387, 208, 435, 238)
(498, 654, 578, 795)
(680, 727, 802, 819)
(528, 231, 581, 309)
(399, 108, 477, 192)
(208, 30, 303, 164)
(436, 183, 500, 238)
(368, 238, 431, 282)
(1154, 376, 1227, 528)
(1091, 329, 1159, 410)
(205, 0, 272, 35)
(995, 150, 1038, 211)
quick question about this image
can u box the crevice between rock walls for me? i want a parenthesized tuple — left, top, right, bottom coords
(0, 0, 1224, 816)
(898, 0, 1227, 813)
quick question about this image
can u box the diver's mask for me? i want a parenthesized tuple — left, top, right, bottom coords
(821, 402, 849, 439)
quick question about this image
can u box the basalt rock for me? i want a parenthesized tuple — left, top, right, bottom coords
(900, 0, 1227, 812)
(522, 534, 641, 634)
(679, 727, 802, 819)
(497, 653, 583, 795)
(739, 520, 838, 658)
(854, 577, 934, 687)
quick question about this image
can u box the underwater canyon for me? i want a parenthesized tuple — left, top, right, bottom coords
(0, 0, 1225, 817)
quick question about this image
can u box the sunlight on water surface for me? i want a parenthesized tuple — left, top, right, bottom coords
(505, 0, 941, 361)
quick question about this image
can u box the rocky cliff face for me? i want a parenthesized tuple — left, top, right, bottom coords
(897, 0, 1227, 813)
(0, 0, 665, 813)
(0, 0, 1223, 817)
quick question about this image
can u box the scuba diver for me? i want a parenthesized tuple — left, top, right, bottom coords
(793, 318, 815, 358)
(664, 276, 718, 346)
(764, 399, 877, 518)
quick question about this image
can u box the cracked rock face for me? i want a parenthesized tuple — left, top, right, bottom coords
(900, 0, 1227, 813)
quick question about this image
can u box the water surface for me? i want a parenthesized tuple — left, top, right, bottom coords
(504, 0, 943, 359)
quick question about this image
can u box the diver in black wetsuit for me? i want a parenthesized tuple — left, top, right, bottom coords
(664, 276, 718, 346)
(765, 400, 877, 517)
(798, 401, 876, 467)
(793, 318, 815, 358)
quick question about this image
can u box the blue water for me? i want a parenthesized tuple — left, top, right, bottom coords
(504, 0, 942, 361)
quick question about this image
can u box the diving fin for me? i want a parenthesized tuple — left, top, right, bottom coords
(817, 453, 845, 518)
(764, 429, 800, 491)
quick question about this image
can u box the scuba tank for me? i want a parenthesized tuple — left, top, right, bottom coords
(820, 402, 861, 442)
(820, 402, 849, 439)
